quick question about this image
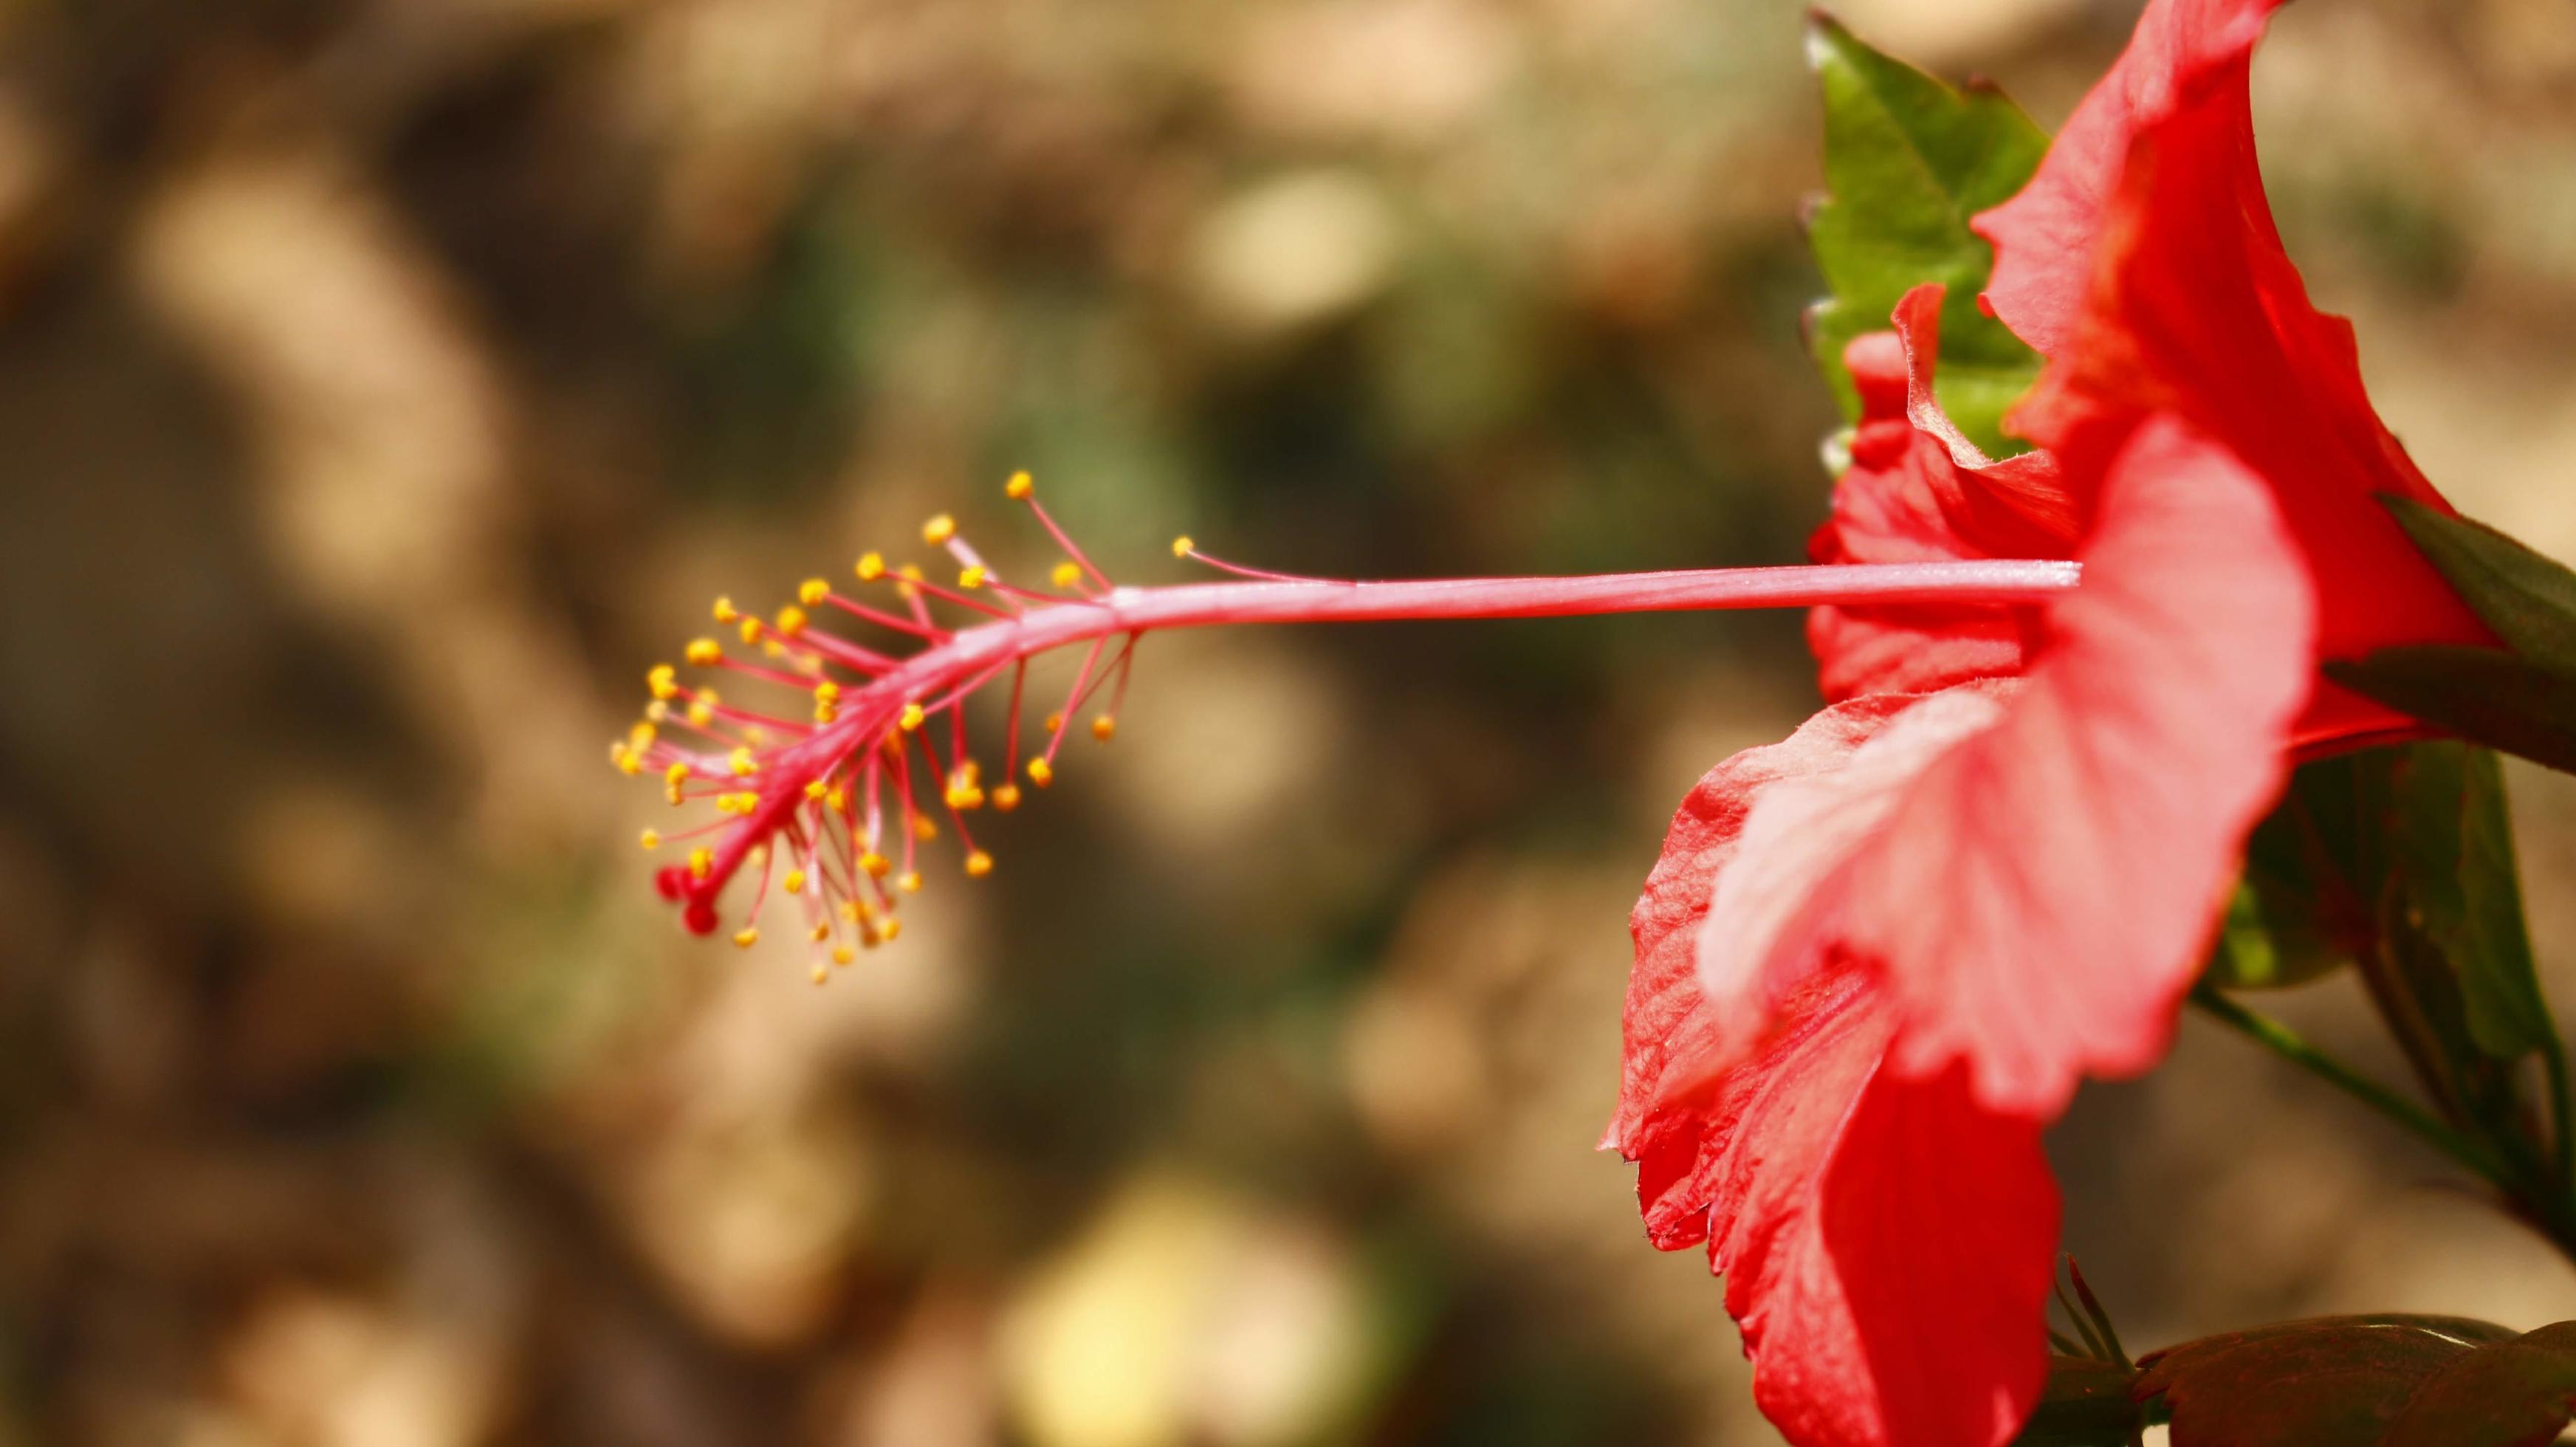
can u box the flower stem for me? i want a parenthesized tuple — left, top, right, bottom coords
(2189, 983, 2513, 1187)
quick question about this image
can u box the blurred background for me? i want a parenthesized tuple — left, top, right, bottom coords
(4, 0, 2576, 1441)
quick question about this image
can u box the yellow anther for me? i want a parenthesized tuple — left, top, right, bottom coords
(923, 513, 956, 545)
(811, 922, 830, 942)
(994, 783, 1022, 811)
(1044, 712, 1064, 733)
(647, 699, 671, 724)
(1092, 715, 1116, 742)
(825, 786, 848, 812)
(880, 916, 904, 940)
(897, 871, 922, 894)
(733, 927, 759, 949)
(687, 698, 714, 728)
(899, 563, 924, 581)
(1051, 561, 1082, 590)
(805, 780, 829, 800)
(945, 783, 986, 811)
(738, 617, 763, 645)
(1028, 757, 1054, 788)
(666, 761, 690, 788)
(912, 814, 938, 842)
(729, 746, 755, 777)
(763, 641, 788, 660)
(899, 702, 926, 732)
(649, 664, 679, 699)
(1171, 535, 1194, 558)
(639, 828, 661, 850)
(614, 748, 642, 776)
(814, 702, 839, 725)
(1006, 470, 1034, 500)
(775, 605, 808, 636)
(810, 963, 829, 984)
(964, 850, 994, 878)
(856, 551, 886, 582)
(860, 850, 891, 879)
(713, 596, 738, 624)
(959, 565, 988, 590)
(783, 869, 807, 896)
(840, 898, 874, 923)
(832, 945, 856, 966)
(630, 721, 657, 749)
(748, 843, 769, 868)
(743, 726, 767, 745)
(690, 848, 713, 880)
(686, 638, 724, 667)
(799, 577, 830, 607)
(815, 681, 841, 706)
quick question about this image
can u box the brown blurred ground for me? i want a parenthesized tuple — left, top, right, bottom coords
(1, 0, 2575, 1443)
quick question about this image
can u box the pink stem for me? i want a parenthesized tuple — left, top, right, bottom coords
(698, 560, 2077, 891)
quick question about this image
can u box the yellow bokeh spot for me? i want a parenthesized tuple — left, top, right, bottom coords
(832, 945, 856, 966)
(1006, 470, 1034, 499)
(1044, 712, 1064, 733)
(923, 513, 957, 545)
(1028, 757, 1054, 787)
(810, 922, 831, 942)
(897, 872, 922, 894)
(1051, 561, 1082, 590)
(630, 721, 658, 749)
(965, 850, 994, 878)
(856, 551, 886, 582)
(880, 916, 904, 940)
(1170, 535, 1194, 558)
(913, 814, 938, 842)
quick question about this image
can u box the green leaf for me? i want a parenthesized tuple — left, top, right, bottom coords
(2391, 743, 2549, 1060)
(2135, 1315, 2518, 1446)
(2012, 1356, 2142, 1446)
(2326, 647, 2576, 777)
(1804, 13, 2048, 457)
(2206, 752, 2391, 991)
(2386, 498, 2576, 673)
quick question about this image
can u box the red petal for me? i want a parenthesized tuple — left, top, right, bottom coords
(1709, 417, 2315, 1116)
(1610, 703, 2057, 1447)
(1974, 0, 2281, 361)
(1807, 286, 2073, 702)
(1979, 0, 2489, 738)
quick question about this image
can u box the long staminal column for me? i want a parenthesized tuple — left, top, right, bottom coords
(618, 472, 2081, 982)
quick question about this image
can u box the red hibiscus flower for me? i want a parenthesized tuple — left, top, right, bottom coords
(1608, 0, 2498, 1442)
(1610, 326, 2313, 1446)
